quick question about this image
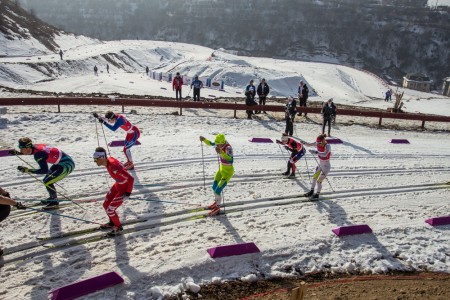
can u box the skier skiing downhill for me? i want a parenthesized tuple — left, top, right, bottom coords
(302, 134, 331, 199)
(276, 133, 306, 178)
(93, 111, 140, 170)
(93, 147, 134, 237)
(199, 133, 234, 216)
(10, 137, 75, 209)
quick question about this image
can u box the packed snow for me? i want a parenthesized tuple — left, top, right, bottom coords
(0, 38, 449, 299)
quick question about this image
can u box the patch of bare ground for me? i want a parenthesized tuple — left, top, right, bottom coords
(169, 272, 450, 300)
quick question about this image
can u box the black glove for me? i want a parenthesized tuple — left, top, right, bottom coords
(98, 118, 104, 124)
(125, 192, 131, 197)
(17, 166, 29, 173)
(15, 202, 27, 210)
(276, 139, 281, 144)
(8, 150, 20, 155)
(93, 112, 99, 118)
(284, 146, 290, 151)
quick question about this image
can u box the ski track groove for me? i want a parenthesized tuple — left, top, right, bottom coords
(1, 182, 448, 266)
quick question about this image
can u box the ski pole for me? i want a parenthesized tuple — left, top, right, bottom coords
(22, 171, 87, 210)
(215, 153, 226, 215)
(308, 151, 335, 192)
(11, 153, 85, 210)
(137, 198, 202, 207)
(94, 115, 110, 187)
(304, 154, 311, 183)
(201, 141, 206, 189)
(100, 125, 111, 156)
(11, 152, 70, 194)
(25, 206, 101, 225)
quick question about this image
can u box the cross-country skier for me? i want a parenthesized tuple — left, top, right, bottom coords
(0, 187, 26, 256)
(93, 147, 134, 237)
(11, 137, 75, 209)
(93, 111, 140, 170)
(302, 134, 331, 199)
(199, 133, 234, 216)
(276, 133, 306, 178)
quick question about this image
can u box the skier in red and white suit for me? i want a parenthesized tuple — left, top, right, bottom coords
(93, 147, 134, 236)
(301, 134, 331, 199)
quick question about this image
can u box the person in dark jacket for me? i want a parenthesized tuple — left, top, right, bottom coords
(172, 72, 183, 100)
(297, 80, 309, 117)
(321, 98, 337, 136)
(191, 75, 204, 101)
(285, 96, 297, 136)
(256, 78, 270, 114)
(245, 80, 257, 119)
(0, 187, 26, 256)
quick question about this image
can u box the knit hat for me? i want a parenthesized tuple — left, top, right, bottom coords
(214, 133, 226, 144)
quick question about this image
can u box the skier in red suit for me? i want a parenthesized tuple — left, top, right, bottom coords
(93, 147, 134, 237)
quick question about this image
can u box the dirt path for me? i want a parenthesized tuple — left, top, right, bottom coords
(171, 272, 450, 300)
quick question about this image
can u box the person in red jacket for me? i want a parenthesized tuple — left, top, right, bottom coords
(93, 147, 134, 237)
(172, 72, 183, 100)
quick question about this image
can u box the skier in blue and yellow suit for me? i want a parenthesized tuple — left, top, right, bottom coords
(199, 133, 234, 216)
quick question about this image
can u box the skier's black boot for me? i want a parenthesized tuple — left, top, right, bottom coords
(311, 193, 320, 200)
(304, 190, 314, 197)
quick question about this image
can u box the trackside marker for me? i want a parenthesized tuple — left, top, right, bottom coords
(332, 224, 373, 236)
(248, 138, 273, 143)
(389, 139, 410, 144)
(108, 140, 141, 147)
(425, 216, 450, 226)
(207, 242, 260, 258)
(50, 271, 124, 300)
(326, 138, 343, 144)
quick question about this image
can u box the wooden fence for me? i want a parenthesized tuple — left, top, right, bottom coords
(0, 97, 449, 128)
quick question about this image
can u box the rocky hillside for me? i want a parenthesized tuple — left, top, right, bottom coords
(17, 0, 450, 87)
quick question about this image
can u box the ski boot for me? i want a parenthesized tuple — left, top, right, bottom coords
(287, 173, 296, 178)
(124, 161, 134, 170)
(208, 205, 221, 216)
(304, 190, 314, 197)
(100, 221, 115, 230)
(106, 225, 123, 237)
(42, 197, 59, 210)
(311, 193, 320, 200)
(282, 171, 289, 176)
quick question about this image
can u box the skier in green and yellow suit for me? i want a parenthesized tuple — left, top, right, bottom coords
(199, 133, 234, 216)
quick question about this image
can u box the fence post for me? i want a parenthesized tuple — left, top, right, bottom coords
(180, 107, 183, 116)
(57, 104, 60, 113)
(378, 117, 382, 126)
(234, 102, 237, 118)
(290, 282, 306, 300)
(421, 120, 425, 129)
(122, 105, 124, 113)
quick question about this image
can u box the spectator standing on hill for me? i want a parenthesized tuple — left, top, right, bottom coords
(191, 75, 204, 101)
(106, 63, 110, 74)
(321, 98, 336, 136)
(145, 66, 149, 76)
(245, 79, 257, 119)
(256, 78, 270, 114)
(0, 187, 26, 256)
(285, 96, 297, 136)
(172, 72, 183, 100)
(297, 80, 309, 117)
(385, 89, 392, 102)
(59, 49, 63, 60)
(94, 65, 98, 76)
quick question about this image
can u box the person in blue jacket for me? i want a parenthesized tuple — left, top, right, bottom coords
(191, 75, 204, 101)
